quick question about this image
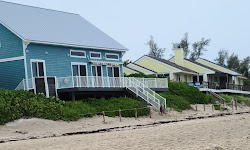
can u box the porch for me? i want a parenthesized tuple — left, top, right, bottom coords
(199, 81, 250, 95)
(16, 76, 168, 109)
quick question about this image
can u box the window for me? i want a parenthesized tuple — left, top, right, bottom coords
(31, 60, 45, 77)
(107, 66, 120, 77)
(90, 52, 101, 59)
(106, 53, 119, 60)
(72, 63, 87, 76)
(70, 50, 86, 58)
(92, 66, 102, 76)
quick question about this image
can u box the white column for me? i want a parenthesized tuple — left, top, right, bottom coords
(169, 72, 174, 80)
(203, 74, 208, 82)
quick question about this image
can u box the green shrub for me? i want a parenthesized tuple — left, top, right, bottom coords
(84, 97, 149, 117)
(0, 89, 62, 125)
(214, 104, 227, 111)
(0, 89, 150, 125)
(218, 94, 250, 104)
(124, 73, 164, 78)
(168, 82, 209, 104)
(160, 92, 190, 112)
(218, 94, 232, 103)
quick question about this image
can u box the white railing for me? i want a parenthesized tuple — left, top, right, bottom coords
(15, 79, 26, 90)
(135, 78, 168, 88)
(125, 77, 166, 109)
(15, 76, 167, 109)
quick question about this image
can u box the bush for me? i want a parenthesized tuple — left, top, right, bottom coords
(83, 97, 149, 117)
(0, 89, 62, 125)
(160, 92, 190, 112)
(218, 94, 250, 104)
(0, 89, 150, 125)
(168, 82, 209, 104)
(124, 73, 164, 78)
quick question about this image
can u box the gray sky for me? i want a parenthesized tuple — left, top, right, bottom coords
(4, 0, 250, 62)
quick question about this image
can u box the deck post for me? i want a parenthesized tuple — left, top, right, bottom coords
(102, 111, 106, 123)
(134, 108, 137, 120)
(119, 109, 122, 122)
(72, 92, 75, 101)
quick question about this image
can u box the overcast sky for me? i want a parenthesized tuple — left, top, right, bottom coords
(4, 0, 250, 62)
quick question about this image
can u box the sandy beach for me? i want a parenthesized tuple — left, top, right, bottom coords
(0, 104, 250, 150)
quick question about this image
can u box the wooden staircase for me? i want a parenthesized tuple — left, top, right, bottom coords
(208, 90, 226, 105)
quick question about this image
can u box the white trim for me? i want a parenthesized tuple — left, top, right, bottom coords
(91, 65, 103, 77)
(0, 20, 25, 40)
(71, 62, 88, 76)
(90, 51, 101, 59)
(29, 40, 128, 52)
(30, 59, 49, 97)
(0, 56, 24, 63)
(105, 53, 119, 60)
(22, 41, 30, 91)
(106, 65, 120, 77)
(70, 50, 86, 58)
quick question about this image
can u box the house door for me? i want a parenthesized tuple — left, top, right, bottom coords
(107, 66, 120, 87)
(31, 60, 49, 97)
(72, 63, 87, 87)
(220, 77, 227, 89)
(92, 65, 102, 87)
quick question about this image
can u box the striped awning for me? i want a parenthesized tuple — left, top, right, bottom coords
(89, 60, 123, 66)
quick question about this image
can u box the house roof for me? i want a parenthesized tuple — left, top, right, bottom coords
(184, 58, 222, 73)
(146, 55, 197, 74)
(0, 1, 128, 51)
(127, 63, 156, 75)
(198, 58, 241, 76)
(131, 63, 157, 73)
(123, 66, 140, 74)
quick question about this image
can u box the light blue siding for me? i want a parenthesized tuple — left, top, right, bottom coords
(26, 43, 123, 79)
(0, 59, 25, 89)
(0, 24, 23, 59)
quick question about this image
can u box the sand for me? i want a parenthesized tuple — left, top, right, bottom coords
(0, 104, 250, 150)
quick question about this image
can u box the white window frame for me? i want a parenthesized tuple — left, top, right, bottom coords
(105, 53, 119, 60)
(30, 59, 49, 97)
(90, 51, 101, 59)
(106, 65, 120, 77)
(91, 65, 103, 77)
(71, 62, 88, 77)
(70, 50, 86, 58)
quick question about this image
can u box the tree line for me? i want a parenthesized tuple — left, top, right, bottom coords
(147, 33, 250, 80)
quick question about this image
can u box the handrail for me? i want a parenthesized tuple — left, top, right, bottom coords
(126, 77, 166, 109)
(15, 76, 168, 109)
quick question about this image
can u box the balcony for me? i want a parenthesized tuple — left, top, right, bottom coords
(198, 81, 250, 95)
(16, 76, 168, 91)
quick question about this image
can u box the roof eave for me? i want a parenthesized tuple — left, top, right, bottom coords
(29, 40, 128, 52)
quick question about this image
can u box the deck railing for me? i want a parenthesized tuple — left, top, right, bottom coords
(201, 81, 249, 92)
(16, 76, 168, 90)
(15, 76, 168, 109)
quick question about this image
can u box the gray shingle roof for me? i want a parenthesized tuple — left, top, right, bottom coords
(0, 1, 128, 51)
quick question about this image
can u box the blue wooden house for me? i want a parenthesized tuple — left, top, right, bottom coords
(0, 1, 167, 108)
